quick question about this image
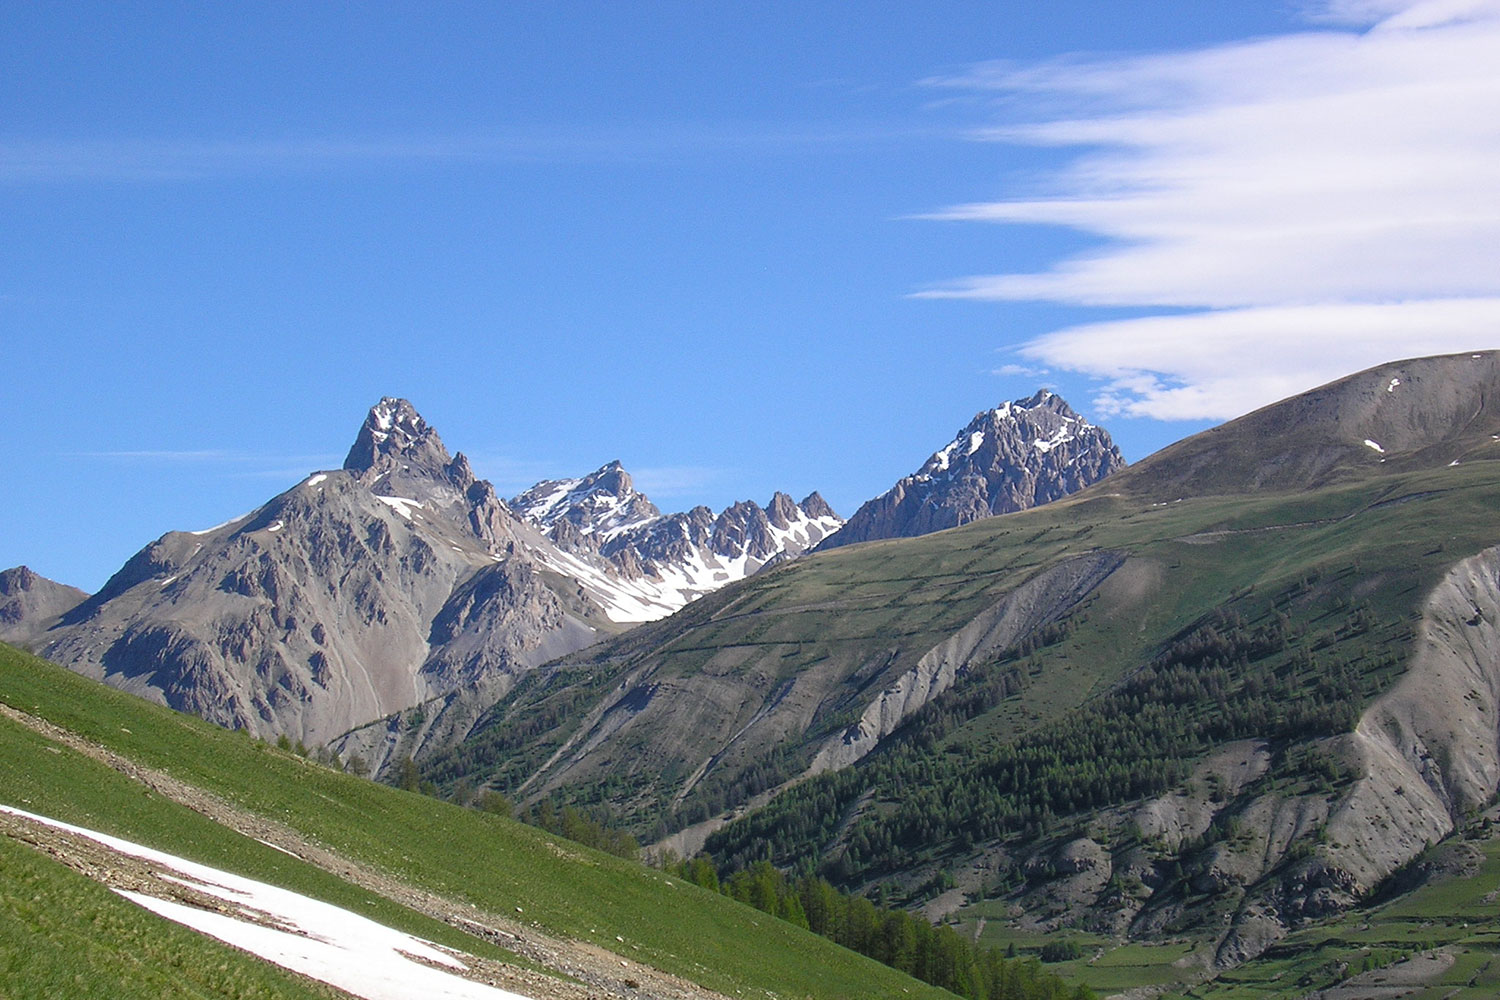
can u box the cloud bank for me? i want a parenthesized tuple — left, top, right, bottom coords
(921, 0, 1500, 419)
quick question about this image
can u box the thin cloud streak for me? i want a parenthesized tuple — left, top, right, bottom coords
(74, 450, 342, 470)
(918, 1, 1500, 419)
(0, 122, 943, 183)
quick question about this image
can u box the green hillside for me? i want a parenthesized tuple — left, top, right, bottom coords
(0, 641, 990, 1000)
(705, 462, 1486, 879)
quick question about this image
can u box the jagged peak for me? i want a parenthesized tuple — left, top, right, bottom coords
(578, 460, 635, 497)
(915, 390, 1104, 481)
(799, 492, 838, 521)
(342, 397, 453, 478)
(766, 492, 799, 529)
(511, 459, 661, 536)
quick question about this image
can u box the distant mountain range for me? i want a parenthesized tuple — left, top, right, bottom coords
(3, 390, 1120, 751)
(512, 459, 842, 619)
(0, 398, 850, 746)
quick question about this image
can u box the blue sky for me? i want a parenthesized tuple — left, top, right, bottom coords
(6, 1, 1499, 592)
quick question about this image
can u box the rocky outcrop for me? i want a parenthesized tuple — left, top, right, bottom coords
(990, 546, 1500, 968)
(820, 390, 1124, 550)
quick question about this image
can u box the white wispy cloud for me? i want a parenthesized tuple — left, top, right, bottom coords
(76, 449, 234, 461)
(918, 1, 1500, 419)
(991, 362, 1050, 379)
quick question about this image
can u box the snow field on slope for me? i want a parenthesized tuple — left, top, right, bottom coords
(0, 804, 534, 1000)
(533, 510, 842, 623)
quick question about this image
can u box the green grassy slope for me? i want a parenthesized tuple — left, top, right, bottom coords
(416, 456, 1500, 998)
(0, 642, 963, 1000)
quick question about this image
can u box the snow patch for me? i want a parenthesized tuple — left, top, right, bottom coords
(188, 513, 251, 536)
(1033, 425, 1077, 454)
(0, 805, 532, 1000)
(1364, 439, 1386, 454)
(267, 520, 285, 533)
(1387, 378, 1401, 392)
(375, 496, 424, 520)
(307, 473, 328, 486)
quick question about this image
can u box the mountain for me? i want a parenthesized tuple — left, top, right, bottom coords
(22, 397, 609, 748)
(414, 351, 1500, 978)
(513, 460, 842, 611)
(0, 566, 86, 646)
(819, 389, 1123, 550)
(1104, 350, 1500, 500)
(12, 398, 840, 751)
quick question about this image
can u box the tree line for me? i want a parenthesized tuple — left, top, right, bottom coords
(666, 856, 1094, 1000)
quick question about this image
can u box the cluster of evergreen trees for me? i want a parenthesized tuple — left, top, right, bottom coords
(517, 800, 640, 859)
(666, 857, 1093, 1000)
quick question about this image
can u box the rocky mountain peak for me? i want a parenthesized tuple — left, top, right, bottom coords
(510, 460, 661, 538)
(799, 492, 837, 520)
(342, 397, 454, 482)
(820, 390, 1124, 550)
(766, 491, 800, 529)
(0, 565, 89, 644)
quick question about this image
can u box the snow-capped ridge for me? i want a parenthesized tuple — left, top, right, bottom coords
(510, 462, 842, 622)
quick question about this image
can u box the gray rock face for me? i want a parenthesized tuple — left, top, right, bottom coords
(510, 463, 843, 618)
(29, 399, 614, 746)
(0, 566, 87, 646)
(820, 390, 1124, 550)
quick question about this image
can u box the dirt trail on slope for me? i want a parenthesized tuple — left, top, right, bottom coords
(0, 702, 729, 1000)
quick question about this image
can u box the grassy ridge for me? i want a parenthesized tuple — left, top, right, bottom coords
(0, 642, 960, 1000)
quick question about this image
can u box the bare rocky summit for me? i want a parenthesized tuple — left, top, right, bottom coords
(819, 389, 1124, 550)
(1106, 350, 1500, 499)
(27, 398, 603, 747)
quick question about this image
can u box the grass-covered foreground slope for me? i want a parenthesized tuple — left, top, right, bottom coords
(0, 642, 972, 1000)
